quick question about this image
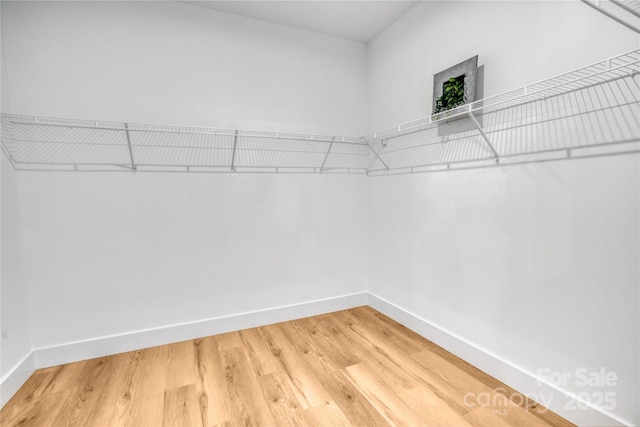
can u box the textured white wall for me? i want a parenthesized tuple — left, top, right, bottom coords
(1, 0, 368, 135)
(1, 152, 32, 395)
(1, 1, 33, 398)
(2, 0, 639, 424)
(368, 1, 639, 128)
(1, 1, 369, 351)
(367, 1, 639, 425)
(17, 172, 368, 348)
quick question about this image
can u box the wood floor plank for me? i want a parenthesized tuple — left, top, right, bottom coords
(163, 384, 201, 427)
(465, 406, 516, 427)
(222, 346, 277, 426)
(399, 384, 475, 427)
(275, 315, 391, 426)
(0, 370, 51, 425)
(190, 338, 211, 427)
(409, 348, 500, 414)
(258, 323, 333, 408)
(61, 356, 118, 426)
(124, 354, 167, 427)
(239, 327, 283, 376)
(1, 307, 575, 427)
(322, 312, 419, 393)
(343, 362, 424, 426)
(346, 306, 431, 355)
(165, 340, 199, 391)
(336, 309, 498, 416)
(217, 331, 244, 350)
(258, 371, 312, 426)
(292, 317, 361, 369)
(192, 336, 235, 426)
(89, 350, 142, 426)
(0, 388, 69, 427)
(304, 400, 352, 427)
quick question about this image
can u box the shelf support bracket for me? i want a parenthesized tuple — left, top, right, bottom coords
(230, 130, 239, 172)
(611, 0, 640, 19)
(467, 112, 500, 163)
(362, 137, 390, 171)
(0, 142, 15, 165)
(124, 123, 137, 172)
(580, 0, 640, 33)
(320, 136, 335, 172)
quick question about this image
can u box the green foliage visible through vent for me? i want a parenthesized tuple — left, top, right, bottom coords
(434, 75, 465, 114)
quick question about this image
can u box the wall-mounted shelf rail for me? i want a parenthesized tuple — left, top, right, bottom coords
(2, 49, 638, 175)
(364, 49, 640, 174)
(0, 118, 372, 174)
(580, 0, 640, 34)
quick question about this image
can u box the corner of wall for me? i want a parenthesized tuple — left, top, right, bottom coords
(32, 292, 369, 369)
(368, 292, 635, 427)
(1, 152, 35, 409)
(0, 350, 35, 407)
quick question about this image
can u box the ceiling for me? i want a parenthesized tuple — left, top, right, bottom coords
(183, 1, 420, 44)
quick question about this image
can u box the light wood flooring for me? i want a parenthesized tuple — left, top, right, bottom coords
(1, 306, 574, 426)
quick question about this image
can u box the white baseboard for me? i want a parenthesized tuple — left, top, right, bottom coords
(33, 292, 368, 369)
(368, 292, 630, 427)
(1, 350, 35, 407)
(4, 291, 632, 427)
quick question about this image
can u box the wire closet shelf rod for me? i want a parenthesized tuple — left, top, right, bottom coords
(1, 49, 638, 174)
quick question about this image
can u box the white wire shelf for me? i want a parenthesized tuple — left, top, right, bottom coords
(580, 0, 640, 34)
(364, 49, 640, 174)
(0, 117, 372, 174)
(2, 49, 639, 175)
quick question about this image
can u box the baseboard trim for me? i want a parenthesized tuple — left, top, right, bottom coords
(368, 292, 631, 427)
(33, 292, 368, 369)
(1, 350, 35, 407)
(5, 291, 632, 426)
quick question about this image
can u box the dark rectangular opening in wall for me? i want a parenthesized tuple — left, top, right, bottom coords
(441, 74, 466, 110)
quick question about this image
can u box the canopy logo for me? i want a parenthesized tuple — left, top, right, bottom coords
(537, 367, 618, 388)
(537, 368, 618, 411)
(462, 387, 552, 416)
(462, 368, 618, 416)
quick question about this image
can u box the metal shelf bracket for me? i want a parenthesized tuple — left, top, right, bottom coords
(580, 0, 640, 33)
(362, 137, 390, 170)
(320, 136, 335, 172)
(124, 123, 137, 172)
(230, 129, 239, 172)
(466, 112, 500, 163)
(1, 49, 637, 175)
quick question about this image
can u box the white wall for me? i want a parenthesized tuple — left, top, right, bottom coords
(1, 0, 368, 135)
(368, 0, 639, 128)
(1, 151, 33, 406)
(2, 0, 639, 425)
(1, 0, 369, 360)
(1, 1, 34, 403)
(367, 1, 639, 425)
(17, 172, 368, 348)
